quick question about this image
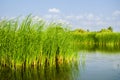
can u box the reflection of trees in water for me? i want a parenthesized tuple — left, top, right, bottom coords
(0, 60, 82, 80)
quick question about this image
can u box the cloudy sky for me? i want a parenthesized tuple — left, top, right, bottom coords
(0, 0, 120, 31)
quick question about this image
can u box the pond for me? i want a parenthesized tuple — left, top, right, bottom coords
(0, 50, 120, 80)
(78, 51, 120, 80)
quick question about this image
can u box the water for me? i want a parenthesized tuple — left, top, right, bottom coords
(0, 51, 120, 80)
(79, 51, 120, 80)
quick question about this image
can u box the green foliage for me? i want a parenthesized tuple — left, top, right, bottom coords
(95, 32, 120, 45)
(72, 32, 96, 44)
(73, 29, 87, 33)
(99, 26, 113, 32)
(0, 15, 119, 69)
(72, 30, 120, 46)
(0, 16, 76, 69)
(108, 26, 113, 32)
(99, 29, 111, 32)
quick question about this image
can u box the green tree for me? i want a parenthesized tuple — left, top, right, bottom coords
(74, 29, 86, 33)
(108, 26, 113, 32)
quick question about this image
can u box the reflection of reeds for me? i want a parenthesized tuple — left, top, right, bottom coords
(0, 61, 80, 80)
(0, 15, 77, 69)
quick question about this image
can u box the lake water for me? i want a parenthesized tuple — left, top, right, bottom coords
(78, 51, 120, 80)
(0, 51, 120, 80)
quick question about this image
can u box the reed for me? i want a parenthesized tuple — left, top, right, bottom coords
(0, 16, 76, 69)
(72, 32, 95, 45)
(72, 32, 120, 46)
(1, 15, 119, 69)
(95, 32, 120, 46)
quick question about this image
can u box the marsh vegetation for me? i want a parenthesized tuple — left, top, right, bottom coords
(0, 16, 120, 80)
(0, 15, 120, 68)
(0, 16, 77, 69)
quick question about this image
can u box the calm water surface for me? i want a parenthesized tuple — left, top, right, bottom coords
(78, 51, 120, 80)
(0, 51, 120, 80)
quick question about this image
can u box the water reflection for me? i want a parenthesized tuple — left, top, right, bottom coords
(0, 61, 80, 80)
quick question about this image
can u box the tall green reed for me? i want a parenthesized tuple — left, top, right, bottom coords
(72, 32, 120, 46)
(0, 16, 76, 69)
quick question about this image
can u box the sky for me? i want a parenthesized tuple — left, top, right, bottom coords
(0, 0, 120, 31)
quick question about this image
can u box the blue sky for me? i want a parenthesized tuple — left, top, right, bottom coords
(0, 0, 120, 31)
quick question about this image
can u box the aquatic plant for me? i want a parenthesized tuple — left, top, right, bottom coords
(0, 16, 76, 69)
(72, 32, 120, 46)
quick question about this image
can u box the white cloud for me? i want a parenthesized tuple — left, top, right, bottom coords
(57, 19, 70, 25)
(76, 15, 84, 20)
(44, 14, 62, 20)
(33, 16, 43, 21)
(42, 12, 120, 31)
(113, 10, 120, 16)
(65, 14, 98, 21)
(86, 14, 94, 20)
(44, 14, 52, 19)
(66, 15, 74, 19)
(95, 16, 101, 21)
(65, 15, 85, 20)
(48, 8, 60, 13)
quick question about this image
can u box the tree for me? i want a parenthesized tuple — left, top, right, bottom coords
(87, 29, 89, 32)
(100, 29, 110, 32)
(108, 26, 113, 32)
(74, 29, 86, 33)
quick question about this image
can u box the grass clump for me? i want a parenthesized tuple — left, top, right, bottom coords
(72, 31, 120, 46)
(0, 16, 76, 69)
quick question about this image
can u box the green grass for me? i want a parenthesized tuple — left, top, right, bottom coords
(0, 16, 76, 69)
(72, 32, 96, 45)
(72, 32, 120, 46)
(1, 15, 120, 69)
(95, 32, 120, 46)
(72, 31, 120, 53)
